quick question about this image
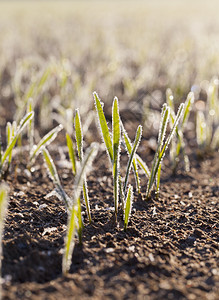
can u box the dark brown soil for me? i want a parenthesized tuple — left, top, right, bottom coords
(1, 143, 218, 300)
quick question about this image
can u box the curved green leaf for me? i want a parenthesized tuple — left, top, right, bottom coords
(93, 92, 113, 162)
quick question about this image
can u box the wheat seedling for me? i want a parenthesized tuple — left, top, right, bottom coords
(0, 112, 34, 179)
(167, 89, 194, 172)
(124, 184, 133, 231)
(94, 92, 121, 218)
(29, 124, 63, 165)
(0, 183, 8, 300)
(42, 148, 72, 210)
(196, 77, 219, 151)
(62, 143, 98, 274)
(146, 103, 184, 199)
(74, 109, 92, 223)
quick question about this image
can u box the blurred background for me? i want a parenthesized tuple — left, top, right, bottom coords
(0, 0, 218, 135)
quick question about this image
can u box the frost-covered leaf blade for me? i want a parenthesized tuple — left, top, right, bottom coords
(30, 124, 63, 162)
(66, 133, 76, 175)
(2, 112, 34, 165)
(112, 97, 120, 216)
(42, 148, 61, 187)
(93, 92, 113, 162)
(82, 179, 91, 223)
(62, 204, 77, 275)
(74, 109, 83, 161)
(124, 185, 133, 231)
(123, 125, 142, 194)
(121, 122, 141, 193)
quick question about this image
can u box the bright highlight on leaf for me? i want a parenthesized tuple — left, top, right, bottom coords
(124, 184, 133, 231)
(93, 92, 113, 162)
(66, 133, 76, 175)
(112, 97, 121, 217)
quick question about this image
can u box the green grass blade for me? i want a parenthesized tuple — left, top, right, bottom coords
(42, 148, 71, 209)
(1, 112, 34, 165)
(30, 124, 63, 162)
(93, 92, 113, 162)
(75, 109, 92, 223)
(121, 122, 141, 193)
(36, 66, 51, 95)
(119, 175, 125, 211)
(124, 184, 133, 231)
(160, 103, 185, 158)
(136, 154, 150, 179)
(148, 103, 184, 197)
(0, 183, 8, 297)
(157, 104, 169, 152)
(63, 143, 98, 274)
(62, 204, 77, 275)
(77, 196, 83, 244)
(112, 97, 120, 217)
(6, 122, 12, 147)
(74, 109, 83, 161)
(211, 126, 219, 150)
(27, 98, 34, 152)
(123, 125, 142, 194)
(82, 179, 92, 223)
(42, 148, 61, 186)
(156, 163, 162, 197)
(73, 143, 98, 202)
(6, 122, 12, 165)
(207, 77, 218, 125)
(66, 133, 76, 175)
(146, 106, 170, 197)
(182, 92, 194, 128)
(0, 183, 8, 235)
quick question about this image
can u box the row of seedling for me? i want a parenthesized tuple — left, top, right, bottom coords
(0, 79, 218, 282)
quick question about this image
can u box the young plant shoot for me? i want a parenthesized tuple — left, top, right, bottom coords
(74, 109, 92, 223)
(146, 103, 184, 199)
(42, 148, 72, 211)
(167, 89, 194, 172)
(29, 124, 63, 164)
(121, 122, 142, 194)
(0, 183, 8, 299)
(0, 111, 34, 179)
(94, 92, 121, 218)
(196, 77, 219, 151)
(124, 184, 133, 231)
(62, 143, 98, 275)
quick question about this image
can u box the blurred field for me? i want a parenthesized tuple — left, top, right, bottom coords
(0, 0, 219, 126)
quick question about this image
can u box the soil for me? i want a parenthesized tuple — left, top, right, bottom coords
(1, 133, 218, 300)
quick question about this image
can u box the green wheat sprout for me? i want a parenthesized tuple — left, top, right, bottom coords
(62, 143, 98, 274)
(146, 103, 184, 199)
(0, 111, 34, 178)
(29, 124, 63, 164)
(94, 92, 121, 218)
(0, 183, 9, 300)
(196, 77, 219, 150)
(167, 89, 194, 173)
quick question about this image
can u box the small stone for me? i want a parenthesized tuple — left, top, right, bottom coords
(105, 248, 114, 253)
(149, 253, 154, 262)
